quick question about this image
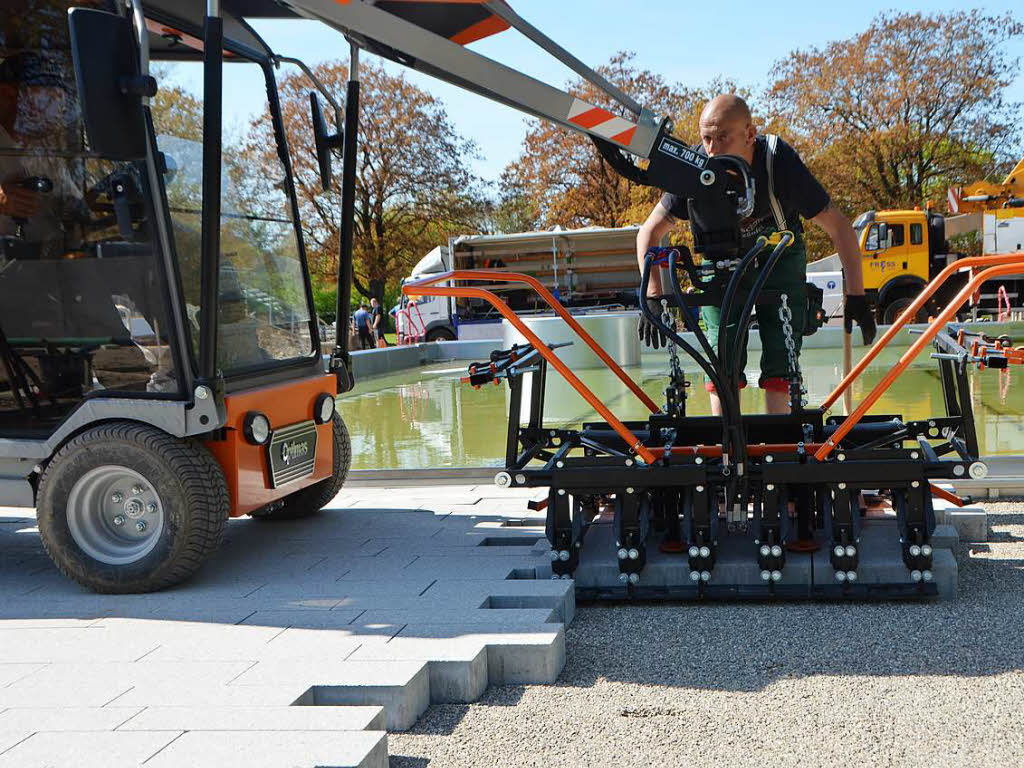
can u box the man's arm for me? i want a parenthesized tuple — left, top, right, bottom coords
(636, 201, 677, 296)
(810, 202, 864, 295)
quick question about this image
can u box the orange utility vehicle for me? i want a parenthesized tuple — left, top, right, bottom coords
(0, 1, 367, 592)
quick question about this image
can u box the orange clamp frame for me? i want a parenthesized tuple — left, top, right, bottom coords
(815, 257, 1024, 462)
(822, 252, 1024, 410)
(403, 270, 659, 464)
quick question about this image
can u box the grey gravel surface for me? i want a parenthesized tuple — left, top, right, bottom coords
(389, 501, 1024, 768)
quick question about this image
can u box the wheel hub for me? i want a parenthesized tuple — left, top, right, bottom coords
(66, 466, 165, 565)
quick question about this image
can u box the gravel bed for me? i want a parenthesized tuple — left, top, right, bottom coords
(390, 500, 1024, 767)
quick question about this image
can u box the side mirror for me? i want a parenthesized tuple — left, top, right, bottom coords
(310, 92, 344, 191)
(68, 8, 154, 160)
(877, 222, 890, 250)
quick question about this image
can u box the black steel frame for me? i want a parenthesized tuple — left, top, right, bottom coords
(467, 249, 991, 600)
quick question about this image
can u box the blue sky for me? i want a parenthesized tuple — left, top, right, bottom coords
(231, 1, 1024, 187)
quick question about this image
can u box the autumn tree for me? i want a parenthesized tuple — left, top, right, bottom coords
(501, 52, 748, 230)
(767, 10, 1023, 219)
(241, 59, 485, 311)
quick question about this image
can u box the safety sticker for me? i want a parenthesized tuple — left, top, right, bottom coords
(657, 137, 708, 169)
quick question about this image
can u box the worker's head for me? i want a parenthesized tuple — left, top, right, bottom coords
(370, 297, 378, 307)
(699, 94, 756, 164)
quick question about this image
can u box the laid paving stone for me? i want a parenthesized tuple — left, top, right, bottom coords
(9, 661, 256, 693)
(424, 579, 576, 623)
(0, 664, 44, 687)
(252, 579, 436, 599)
(354, 608, 557, 626)
(119, 704, 385, 732)
(229, 660, 429, 731)
(114, 682, 314, 707)
(0, 628, 158, 664)
(0, 732, 32, 754)
(0, 707, 141, 732)
(0, 682, 133, 709)
(143, 730, 388, 768)
(0, 730, 181, 767)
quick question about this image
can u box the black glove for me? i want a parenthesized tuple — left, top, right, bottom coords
(638, 296, 675, 349)
(844, 294, 877, 345)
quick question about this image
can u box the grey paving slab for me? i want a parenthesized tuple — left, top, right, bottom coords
(0, 730, 181, 767)
(0, 664, 44, 687)
(0, 732, 32, 754)
(0, 707, 141, 732)
(230, 660, 430, 731)
(0, 628, 160, 664)
(237, 610, 381, 632)
(424, 579, 576, 623)
(9, 661, 256, 693)
(143, 730, 388, 768)
(111, 682, 315, 708)
(0, 682, 133, 709)
(120, 705, 385, 732)
(354, 608, 557, 626)
(252, 579, 436, 599)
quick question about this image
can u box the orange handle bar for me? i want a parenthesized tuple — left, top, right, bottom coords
(815, 257, 1024, 461)
(822, 252, 1024, 410)
(403, 270, 659, 464)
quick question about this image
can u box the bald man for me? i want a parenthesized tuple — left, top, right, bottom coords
(636, 94, 875, 415)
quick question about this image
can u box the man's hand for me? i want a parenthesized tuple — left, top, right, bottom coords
(638, 296, 675, 349)
(0, 182, 40, 219)
(844, 294, 877, 345)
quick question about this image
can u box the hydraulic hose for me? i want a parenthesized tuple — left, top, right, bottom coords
(716, 236, 770, 394)
(728, 232, 795, 394)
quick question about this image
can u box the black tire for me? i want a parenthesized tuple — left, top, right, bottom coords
(425, 327, 456, 342)
(881, 296, 928, 325)
(36, 422, 229, 594)
(254, 412, 351, 521)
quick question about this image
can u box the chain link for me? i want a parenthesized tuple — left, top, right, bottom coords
(778, 293, 808, 408)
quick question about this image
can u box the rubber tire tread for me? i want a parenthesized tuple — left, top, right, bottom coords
(36, 421, 229, 593)
(257, 412, 351, 521)
(425, 328, 456, 342)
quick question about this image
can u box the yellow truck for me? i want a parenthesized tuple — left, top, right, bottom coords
(851, 154, 1024, 323)
(851, 208, 968, 324)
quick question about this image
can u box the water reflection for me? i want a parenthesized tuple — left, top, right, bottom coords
(338, 348, 1024, 470)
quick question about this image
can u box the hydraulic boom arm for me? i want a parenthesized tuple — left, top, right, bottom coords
(277, 0, 754, 253)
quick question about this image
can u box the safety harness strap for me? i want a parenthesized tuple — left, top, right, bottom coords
(765, 134, 787, 231)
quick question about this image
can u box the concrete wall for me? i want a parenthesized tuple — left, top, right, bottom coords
(341, 340, 502, 381)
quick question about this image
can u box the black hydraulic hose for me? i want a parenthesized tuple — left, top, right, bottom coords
(640, 256, 740, 464)
(667, 250, 720, 368)
(717, 236, 770, 391)
(640, 256, 727, 396)
(729, 233, 795, 394)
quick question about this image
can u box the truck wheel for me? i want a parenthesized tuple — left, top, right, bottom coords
(255, 413, 351, 521)
(36, 422, 229, 594)
(425, 327, 456, 342)
(881, 297, 927, 325)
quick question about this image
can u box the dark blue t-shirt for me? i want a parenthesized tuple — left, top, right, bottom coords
(660, 135, 830, 252)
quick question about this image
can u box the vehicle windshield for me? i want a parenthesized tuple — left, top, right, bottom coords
(1, 5, 184, 433)
(151, 55, 315, 376)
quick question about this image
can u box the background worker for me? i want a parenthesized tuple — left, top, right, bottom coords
(353, 303, 374, 350)
(636, 94, 876, 415)
(370, 296, 384, 346)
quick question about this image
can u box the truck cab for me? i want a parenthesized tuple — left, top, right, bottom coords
(854, 209, 960, 324)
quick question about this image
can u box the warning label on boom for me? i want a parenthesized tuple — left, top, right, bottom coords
(657, 137, 708, 169)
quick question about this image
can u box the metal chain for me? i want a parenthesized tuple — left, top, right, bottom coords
(661, 299, 682, 379)
(778, 293, 807, 408)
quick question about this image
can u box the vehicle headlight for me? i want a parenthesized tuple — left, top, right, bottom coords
(243, 411, 271, 445)
(315, 392, 336, 424)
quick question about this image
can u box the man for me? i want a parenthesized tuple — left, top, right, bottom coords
(353, 303, 374, 350)
(370, 297, 384, 346)
(636, 94, 875, 415)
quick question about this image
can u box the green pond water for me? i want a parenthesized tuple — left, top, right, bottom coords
(338, 343, 1024, 470)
